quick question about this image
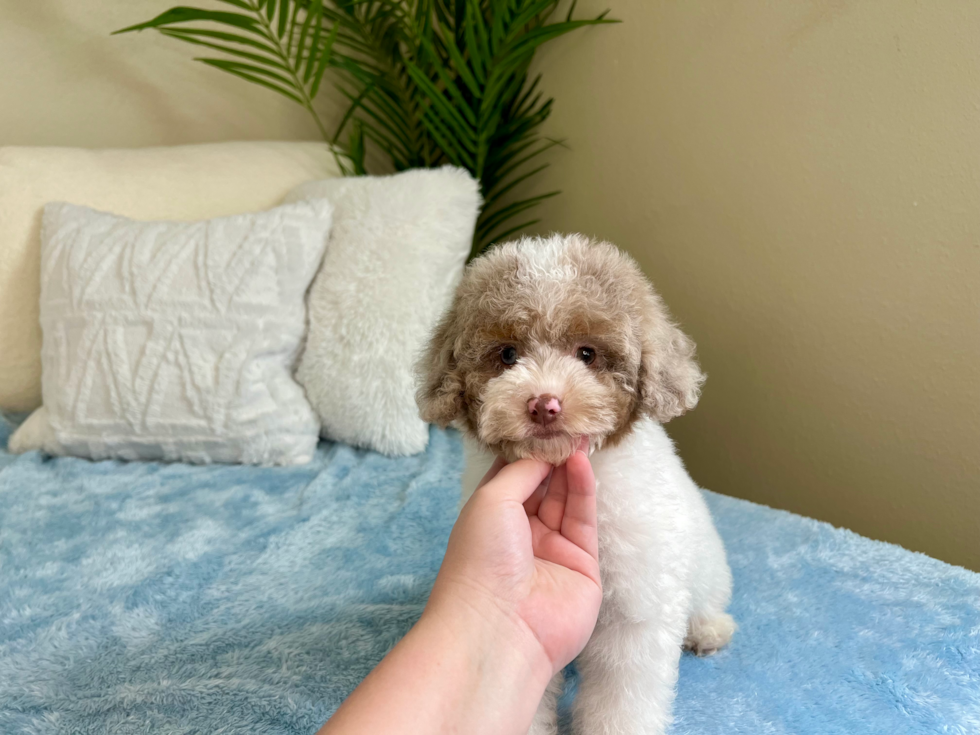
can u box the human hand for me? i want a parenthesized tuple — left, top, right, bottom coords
(425, 441, 601, 676)
(319, 444, 600, 735)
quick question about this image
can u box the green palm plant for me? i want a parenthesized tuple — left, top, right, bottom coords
(116, 1, 616, 256)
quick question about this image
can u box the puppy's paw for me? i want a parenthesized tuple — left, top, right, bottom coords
(684, 613, 736, 656)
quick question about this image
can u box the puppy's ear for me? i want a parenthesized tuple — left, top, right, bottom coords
(637, 285, 706, 422)
(415, 306, 465, 427)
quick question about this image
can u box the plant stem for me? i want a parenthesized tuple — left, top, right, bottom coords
(248, 0, 330, 142)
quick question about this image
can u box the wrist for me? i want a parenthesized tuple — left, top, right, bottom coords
(415, 587, 554, 732)
(423, 585, 554, 678)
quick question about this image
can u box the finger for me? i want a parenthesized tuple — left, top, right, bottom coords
(477, 457, 552, 506)
(528, 514, 553, 549)
(476, 456, 508, 490)
(536, 437, 589, 530)
(522, 467, 553, 517)
(560, 450, 598, 560)
(536, 462, 568, 531)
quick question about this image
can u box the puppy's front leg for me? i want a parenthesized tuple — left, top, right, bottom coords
(571, 608, 685, 735)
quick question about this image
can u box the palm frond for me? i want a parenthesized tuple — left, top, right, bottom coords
(116, 0, 618, 255)
(115, 0, 338, 143)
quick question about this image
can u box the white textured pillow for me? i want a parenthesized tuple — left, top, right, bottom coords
(8, 200, 333, 465)
(0, 142, 340, 412)
(284, 167, 479, 456)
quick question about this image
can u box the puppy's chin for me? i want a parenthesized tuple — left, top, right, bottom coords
(485, 434, 594, 466)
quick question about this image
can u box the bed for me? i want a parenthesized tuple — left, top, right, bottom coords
(1, 412, 977, 734)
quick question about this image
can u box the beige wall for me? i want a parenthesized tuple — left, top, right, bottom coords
(1, 1, 977, 568)
(0, 1, 324, 147)
(530, 1, 980, 569)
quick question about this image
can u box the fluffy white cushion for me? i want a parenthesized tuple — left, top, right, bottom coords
(0, 142, 340, 412)
(284, 167, 480, 456)
(8, 200, 333, 465)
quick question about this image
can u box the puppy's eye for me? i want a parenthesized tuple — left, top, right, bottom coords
(500, 346, 519, 366)
(576, 346, 597, 365)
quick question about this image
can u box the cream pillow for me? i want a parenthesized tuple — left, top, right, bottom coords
(284, 167, 480, 456)
(8, 200, 332, 465)
(0, 141, 340, 412)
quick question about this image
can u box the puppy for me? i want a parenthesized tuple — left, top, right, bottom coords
(417, 234, 734, 735)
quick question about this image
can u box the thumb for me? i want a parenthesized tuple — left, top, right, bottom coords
(476, 457, 552, 506)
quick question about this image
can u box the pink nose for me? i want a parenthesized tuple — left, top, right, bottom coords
(528, 394, 562, 426)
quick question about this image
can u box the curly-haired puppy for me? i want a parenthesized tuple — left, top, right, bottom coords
(417, 234, 735, 735)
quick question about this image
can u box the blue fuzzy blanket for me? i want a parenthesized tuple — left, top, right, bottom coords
(1, 413, 977, 734)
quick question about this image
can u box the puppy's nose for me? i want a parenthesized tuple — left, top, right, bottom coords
(528, 394, 562, 426)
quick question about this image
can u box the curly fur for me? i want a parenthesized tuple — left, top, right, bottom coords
(417, 234, 734, 734)
(417, 234, 705, 461)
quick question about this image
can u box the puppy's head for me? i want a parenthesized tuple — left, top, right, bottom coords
(416, 234, 704, 464)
